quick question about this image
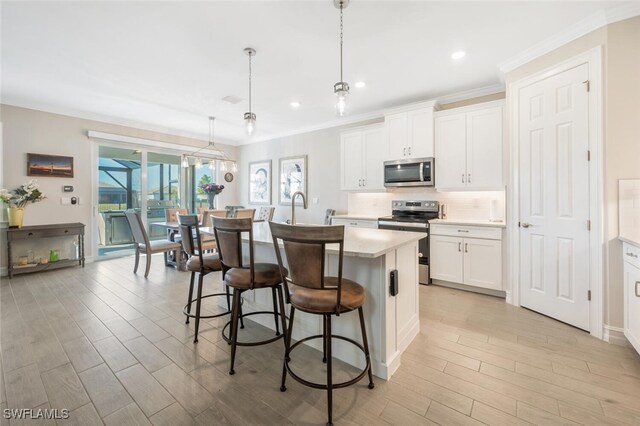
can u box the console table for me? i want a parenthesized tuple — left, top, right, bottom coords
(7, 223, 85, 278)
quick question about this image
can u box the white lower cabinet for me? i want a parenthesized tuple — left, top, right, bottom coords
(623, 242, 640, 354)
(331, 218, 378, 229)
(430, 224, 502, 291)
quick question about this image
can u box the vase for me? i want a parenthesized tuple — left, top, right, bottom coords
(206, 193, 216, 209)
(7, 207, 24, 228)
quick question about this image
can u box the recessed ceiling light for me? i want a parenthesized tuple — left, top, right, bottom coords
(290, 101, 300, 108)
(451, 51, 466, 60)
(354, 81, 366, 88)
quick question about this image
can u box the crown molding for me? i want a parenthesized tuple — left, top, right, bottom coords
(434, 83, 505, 106)
(499, 3, 640, 74)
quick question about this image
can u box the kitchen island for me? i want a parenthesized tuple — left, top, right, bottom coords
(201, 222, 423, 380)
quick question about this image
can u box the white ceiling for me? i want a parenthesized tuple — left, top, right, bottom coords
(1, 1, 633, 145)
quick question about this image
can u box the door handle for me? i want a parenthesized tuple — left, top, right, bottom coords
(465, 243, 468, 253)
(521, 223, 533, 228)
(458, 242, 462, 252)
(636, 281, 640, 297)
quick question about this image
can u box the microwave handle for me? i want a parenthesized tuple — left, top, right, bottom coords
(419, 163, 424, 182)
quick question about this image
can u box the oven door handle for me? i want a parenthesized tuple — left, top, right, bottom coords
(378, 220, 428, 229)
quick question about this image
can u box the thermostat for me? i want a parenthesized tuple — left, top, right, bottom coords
(63, 185, 74, 192)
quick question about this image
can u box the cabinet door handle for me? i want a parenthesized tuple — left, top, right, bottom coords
(358, 179, 361, 187)
(462, 174, 465, 184)
(468, 173, 471, 183)
(403, 147, 407, 156)
(408, 147, 412, 155)
(465, 243, 468, 253)
(458, 242, 462, 252)
(457, 230, 469, 233)
(363, 179, 366, 186)
(627, 252, 639, 258)
(636, 281, 640, 298)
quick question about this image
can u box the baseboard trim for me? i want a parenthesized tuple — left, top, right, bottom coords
(603, 325, 629, 347)
(430, 280, 506, 299)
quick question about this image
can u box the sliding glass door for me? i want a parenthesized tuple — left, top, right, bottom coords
(146, 152, 181, 239)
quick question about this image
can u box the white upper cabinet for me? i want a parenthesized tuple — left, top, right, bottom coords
(385, 101, 438, 160)
(340, 124, 386, 191)
(435, 100, 504, 191)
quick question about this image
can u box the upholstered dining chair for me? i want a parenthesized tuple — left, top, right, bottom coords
(231, 208, 256, 220)
(124, 210, 182, 278)
(200, 209, 228, 227)
(254, 207, 275, 222)
(165, 208, 188, 223)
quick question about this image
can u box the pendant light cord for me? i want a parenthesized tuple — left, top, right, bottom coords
(248, 52, 253, 114)
(339, 3, 344, 83)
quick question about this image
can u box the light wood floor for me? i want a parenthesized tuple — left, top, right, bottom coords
(2, 255, 640, 425)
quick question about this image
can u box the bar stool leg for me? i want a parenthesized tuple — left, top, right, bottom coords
(229, 288, 242, 375)
(325, 314, 333, 426)
(271, 287, 281, 336)
(358, 307, 375, 389)
(322, 319, 327, 363)
(193, 273, 205, 343)
(277, 286, 287, 348)
(280, 306, 295, 391)
(225, 285, 231, 312)
(185, 272, 195, 324)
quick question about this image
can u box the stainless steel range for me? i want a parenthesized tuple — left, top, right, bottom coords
(378, 200, 439, 285)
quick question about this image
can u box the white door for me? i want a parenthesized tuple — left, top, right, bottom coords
(625, 261, 640, 353)
(340, 131, 363, 190)
(430, 235, 464, 283)
(463, 238, 502, 290)
(519, 63, 591, 330)
(362, 127, 385, 190)
(435, 113, 466, 190)
(386, 112, 408, 159)
(466, 106, 503, 190)
(407, 107, 434, 158)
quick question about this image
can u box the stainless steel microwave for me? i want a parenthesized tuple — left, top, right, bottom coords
(383, 157, 434, 187)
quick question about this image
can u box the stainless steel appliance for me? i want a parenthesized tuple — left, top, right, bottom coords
(383, 157, 434, 188)
(378, 200, 439, 285)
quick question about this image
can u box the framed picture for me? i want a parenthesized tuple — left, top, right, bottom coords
(27, 153, 74, 178)
(248, 160, 271, 205)
(279, 155, 307, 205)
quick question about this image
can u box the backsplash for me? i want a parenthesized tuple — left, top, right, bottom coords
(347, 189, 506, 221)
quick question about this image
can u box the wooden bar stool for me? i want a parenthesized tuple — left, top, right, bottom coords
(269, 222, 375, 426)
(212, 217, 287, 375)
(176, 214, 231, 343)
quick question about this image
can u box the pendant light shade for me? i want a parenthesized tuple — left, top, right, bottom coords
(244, 48, 257, 135)
(334, 0, 350, 116)
(181, 155, 189, 168)
(194, 158, 202, 169)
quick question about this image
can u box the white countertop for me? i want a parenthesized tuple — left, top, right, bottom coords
(331, 214, 381, 221)
(620, 235, 640, 248)
(201, 222, 423, 258)
(429, 218, 506, 228)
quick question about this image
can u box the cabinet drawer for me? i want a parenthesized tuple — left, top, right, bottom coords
(430, 224, 501, 240)
(623, 242, 640, 269)
(331, 218, 378, 229)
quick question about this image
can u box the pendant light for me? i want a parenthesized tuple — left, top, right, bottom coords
(334, 0, 349, 116)
(244, 47, 257, 136)
(181, 116, 238, 171)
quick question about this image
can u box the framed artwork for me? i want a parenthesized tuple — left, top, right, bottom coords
(27, 153, 74, 178)
(279, 155, 307, 205)
(248, 160, 271, 205)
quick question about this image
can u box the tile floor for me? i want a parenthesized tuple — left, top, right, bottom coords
(1, 255, 640, 425)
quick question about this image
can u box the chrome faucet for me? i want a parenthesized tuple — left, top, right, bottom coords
(291, 191, 308, 225)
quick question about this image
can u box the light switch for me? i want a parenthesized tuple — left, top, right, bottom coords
(61, 197, 71, 205)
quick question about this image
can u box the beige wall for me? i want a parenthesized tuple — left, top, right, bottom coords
(506, 16, 640, 329)
(0, 105, 238, 265)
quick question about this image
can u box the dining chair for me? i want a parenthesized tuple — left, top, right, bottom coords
(232, 208, 256, 219)
(212, 217, 287, 375)
(254, 207, 275, 222)
(177, 214, 231, 342)
(200, 209, 228, 227)
(165, 208, 188, 223)
(270, 222, 375, 426)
(124, 210, 182, 278)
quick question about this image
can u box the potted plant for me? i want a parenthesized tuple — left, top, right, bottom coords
(1, 180, 46, 228)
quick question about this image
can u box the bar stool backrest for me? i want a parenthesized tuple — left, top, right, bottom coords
(125, 210, 151, 248)
(269, 222, 345, 314)
(212, 217, 254, 281)
(200, 209, 228, 227)
(166, 208, 188, 223)
(176, 214, 204, 261)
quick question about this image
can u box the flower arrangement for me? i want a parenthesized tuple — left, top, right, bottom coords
(200, 182, 225, 195)
(1, 180, 46, 208)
